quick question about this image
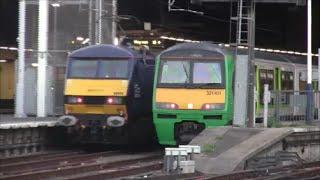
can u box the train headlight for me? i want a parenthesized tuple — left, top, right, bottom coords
(156, 102, 179, 109)
(201, 103, 224, 110)
(68, 96, 83, 104)
(106, 97, 123, 105)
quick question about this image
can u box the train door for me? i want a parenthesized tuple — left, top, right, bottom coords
(279, 71, 294, 105)
(299, 71, 307, 91)
(255, 67, 275, 119)
(259, 68, 275, 104)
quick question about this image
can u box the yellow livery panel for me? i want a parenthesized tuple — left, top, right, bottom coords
(65, 79, 128, 96)
(65, 104, 127, 115)
(156, 88, 225, 109)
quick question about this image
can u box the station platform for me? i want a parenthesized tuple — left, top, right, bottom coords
(189, 127, 294, 175)
(0, 115, 59, 129)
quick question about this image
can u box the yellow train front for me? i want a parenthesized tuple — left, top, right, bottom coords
(62, 44, 155, 144)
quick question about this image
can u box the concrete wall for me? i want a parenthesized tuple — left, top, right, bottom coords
(246, 131, 320, 169)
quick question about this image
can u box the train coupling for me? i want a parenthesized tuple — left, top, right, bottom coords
(107, 116, 125, 127)
(57, 115, 79, 126)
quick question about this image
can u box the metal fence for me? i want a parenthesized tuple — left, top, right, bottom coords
(262, 84, 319, 127)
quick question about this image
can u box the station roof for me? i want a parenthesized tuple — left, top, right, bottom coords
(158, 42, 316, 65)
(195, 0, 305, 5)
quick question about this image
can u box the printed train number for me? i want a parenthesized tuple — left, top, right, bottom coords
(206, 91, 222, 95)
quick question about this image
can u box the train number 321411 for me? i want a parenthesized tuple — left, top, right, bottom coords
(206, 91, 222, 95)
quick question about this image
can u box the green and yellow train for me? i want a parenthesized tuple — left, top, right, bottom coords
(152, 42, 316, 145)
(153, 43, 234, 145)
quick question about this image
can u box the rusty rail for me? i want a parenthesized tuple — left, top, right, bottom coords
(0, 151, 119, 174)
(0, 153, 161, 180)
(0, 150, 83, 164)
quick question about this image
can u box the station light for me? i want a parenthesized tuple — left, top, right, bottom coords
(31, 63, 38, 67)
(9, 47, 18, 50)
(133, 40, 149, 45)
(152, 40, 157, 45)
(51, 3, 61, 7)
(0, 60, 7, 63)
(113, 37, 119, 46)
(82, 38, 90, 45)
(76, 36, 84, 41)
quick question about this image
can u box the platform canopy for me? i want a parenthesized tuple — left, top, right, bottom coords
(193, 0, 305, 5)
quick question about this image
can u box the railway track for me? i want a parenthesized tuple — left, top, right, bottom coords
(3, 148, 320, 180)
(0, 150, 162, 180)
(205, 160, 320, 180)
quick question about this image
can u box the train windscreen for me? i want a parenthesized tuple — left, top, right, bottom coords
(68, 59, 130, 79)
(158, 60, 224, 88)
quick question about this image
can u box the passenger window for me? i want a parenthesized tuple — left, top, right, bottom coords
(281, 71, 294, 90)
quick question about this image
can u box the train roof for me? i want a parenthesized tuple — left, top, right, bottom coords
(159, 42, 229, 57)
(69, 44, 142, 59)
(237, 49, 311, 65)
(160, 42, 315, 65)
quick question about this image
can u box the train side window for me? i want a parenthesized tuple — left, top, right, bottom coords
(282, 71, 294, 90)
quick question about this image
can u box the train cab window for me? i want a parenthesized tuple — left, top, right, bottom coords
(99, 60, 129, 79)
(193, 62, 222, 84)
(68, 59, 130, 79)
(158, 59, 224, 88)
(69, 60, 98, 78)
(160, 61, 190, 84)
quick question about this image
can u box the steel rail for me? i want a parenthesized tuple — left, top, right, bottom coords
(0, 151, 119, 173)
(0, 154, 161, 180)
(0, 150, 83, 164)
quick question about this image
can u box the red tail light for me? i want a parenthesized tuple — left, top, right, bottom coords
(67, 96, 84, 104)
(156, 102, 179, 109)
(201, 103, 224, 110)
(105, 97, 123, 105)
(76, 97, 83, 103)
